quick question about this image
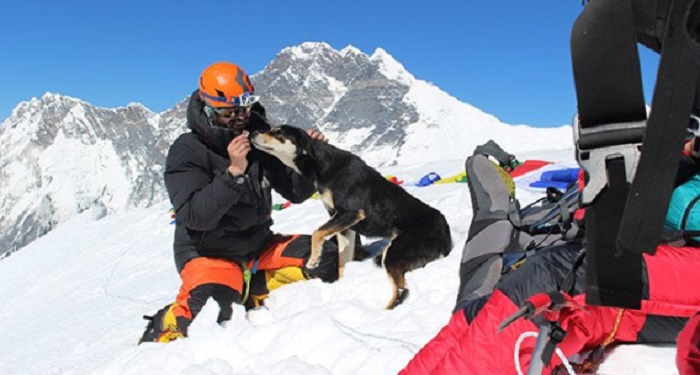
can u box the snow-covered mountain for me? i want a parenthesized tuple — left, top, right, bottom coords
(0, 155, 676, 375)
(0, 41, 573, 258)
(256, 42, 572, 166)
(0, 94, 187, 257)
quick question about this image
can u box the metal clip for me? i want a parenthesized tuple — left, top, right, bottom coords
(572, 115, 645, 206)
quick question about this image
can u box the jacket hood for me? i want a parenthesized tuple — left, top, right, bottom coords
(186, 90, 272, 157)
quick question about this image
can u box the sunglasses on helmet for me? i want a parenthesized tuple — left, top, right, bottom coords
(200, 91, 260, 107)
(210, 105, 251, 118)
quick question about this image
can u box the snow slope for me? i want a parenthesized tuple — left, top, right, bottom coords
(0, 148, 678, 375)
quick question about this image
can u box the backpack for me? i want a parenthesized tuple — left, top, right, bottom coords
(513, 183, 582, 247)
(664, 173, 700, 244)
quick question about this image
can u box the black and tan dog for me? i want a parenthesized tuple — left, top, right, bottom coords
(251, 125, 452, 309)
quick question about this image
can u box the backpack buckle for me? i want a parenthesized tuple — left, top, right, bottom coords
(572, 115, 645, 206)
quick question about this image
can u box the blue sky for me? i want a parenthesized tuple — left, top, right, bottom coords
(0, 1, 660, 127)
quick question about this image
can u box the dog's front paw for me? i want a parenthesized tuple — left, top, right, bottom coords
(306, 256, 320, 269)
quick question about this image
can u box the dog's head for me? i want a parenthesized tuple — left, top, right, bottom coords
(250, 125, 313, 174)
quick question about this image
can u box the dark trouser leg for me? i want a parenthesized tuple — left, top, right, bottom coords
(140, 257, 243, 343)
(247, 234, 339, 308)
(172, 257, 244, 329)
(455, 154, 519, 311)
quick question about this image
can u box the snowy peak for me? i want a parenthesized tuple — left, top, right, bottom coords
(255, 42, 572, 166)
(370, 47, 415, 85)
(2, 92, 160, 140)
(0, 92, 179, 257)
(340, 44, 363, 56)
(279, 41, 338, 59)
(275, 43, 414, 88)
(0, 42, 572, 260)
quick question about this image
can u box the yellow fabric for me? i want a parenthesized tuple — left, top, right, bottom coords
(158, 304, 184, 343)
(435, 171, 467, 184)
(157, 330, 184, 343)
(493, 163, 516, 198)
(265, 267, 307, 291)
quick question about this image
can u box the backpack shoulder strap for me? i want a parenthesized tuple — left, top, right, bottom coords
(571, 0, 700, 309)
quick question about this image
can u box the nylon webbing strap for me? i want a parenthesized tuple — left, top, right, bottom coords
(241, 259, 259, 304)
(618, 0, 700, 255)
(584, 159, 643, 308)
(571, 0, 647, 308)
(572, 0, 647, 129)
(242, 265, 252, 304)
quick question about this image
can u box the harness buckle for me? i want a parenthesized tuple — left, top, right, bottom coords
(572, 115, 645, 206)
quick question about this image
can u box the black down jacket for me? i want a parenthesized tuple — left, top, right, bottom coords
(165, 90, 316, 272)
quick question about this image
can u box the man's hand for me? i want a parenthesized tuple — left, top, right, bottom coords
(307, 129, 328, 142)
(684, 137, 700, 159)
(227, 132, 251, 176)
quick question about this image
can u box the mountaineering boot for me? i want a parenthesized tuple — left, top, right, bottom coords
(473, 140, 520, 171)
(138, 303, 186, 344)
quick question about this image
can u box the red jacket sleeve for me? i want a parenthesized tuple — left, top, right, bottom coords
(399, 310, 470, 375)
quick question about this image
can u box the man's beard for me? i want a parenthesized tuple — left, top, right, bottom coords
(226, 118, 248, 137)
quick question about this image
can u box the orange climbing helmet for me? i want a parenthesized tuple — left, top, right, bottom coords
(198, 62, 257, 108)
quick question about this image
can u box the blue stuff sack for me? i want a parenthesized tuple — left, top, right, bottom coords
(665, 173, 700, 243)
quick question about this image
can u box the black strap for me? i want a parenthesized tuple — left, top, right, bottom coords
(660, 229, 700, 243)
(561, 249, 586, 294)
(572, 0, 647, 130)
(682, 195, 700, 230)
(618, 0, 700, 255)
(585, 159, 643, 308)
(572, 0, 700, 308)
(541, 322, 567, 366)
(516, 184, 579, 235)
(571, 0, 647, 308)
(557, 197, 572, 233)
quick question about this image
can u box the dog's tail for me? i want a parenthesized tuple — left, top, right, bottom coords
(372, 254, 383, 267)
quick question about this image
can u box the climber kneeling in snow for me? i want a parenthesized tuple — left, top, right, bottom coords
(139, 62, 339, 344)
(400, 136, 700, 374)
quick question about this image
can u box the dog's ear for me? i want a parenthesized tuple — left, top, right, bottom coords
(294, 126, 314, 156)
(303, 129, 322, 161)
(248, 110, 272, 133)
